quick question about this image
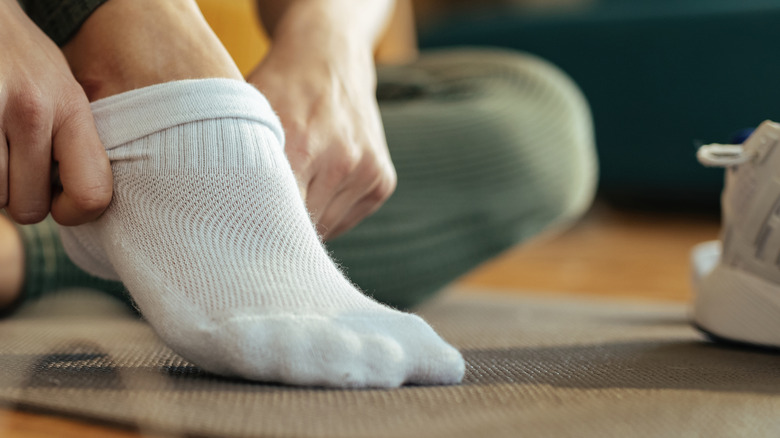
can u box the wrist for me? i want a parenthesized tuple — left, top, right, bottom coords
(260, 33, 377, 96)
(269, 1, 388, 59)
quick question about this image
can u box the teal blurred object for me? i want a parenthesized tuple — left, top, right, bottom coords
(419, 0, 780, 207)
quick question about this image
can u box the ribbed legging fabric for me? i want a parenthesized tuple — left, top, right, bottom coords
(15, 48, 597, 310)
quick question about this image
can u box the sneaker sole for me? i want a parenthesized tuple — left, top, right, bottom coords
(692, 321, 780, 353)
(692, 255, 780, 349)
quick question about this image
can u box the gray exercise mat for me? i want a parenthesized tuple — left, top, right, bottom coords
(0, 288, 778, 437)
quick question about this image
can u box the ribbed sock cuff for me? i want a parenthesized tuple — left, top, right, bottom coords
(90, 78, 284, 150)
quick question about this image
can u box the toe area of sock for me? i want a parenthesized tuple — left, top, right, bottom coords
(183, 309, 465, 388)
(395, 313, 466, 385)
(201, 312, 411, 388)
(331, 311, 466, 386)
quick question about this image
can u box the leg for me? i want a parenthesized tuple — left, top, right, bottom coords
(31, 0, 463, 388)
(0, 0, 242, 312)
(328, 48, 598, 308)
(10, 48, 596, 311)
(61, 0, 243, 101)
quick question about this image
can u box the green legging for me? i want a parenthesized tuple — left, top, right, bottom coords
(16, 48, 597, 310)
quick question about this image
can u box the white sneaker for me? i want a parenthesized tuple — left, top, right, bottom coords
(692, 120, 780, 349)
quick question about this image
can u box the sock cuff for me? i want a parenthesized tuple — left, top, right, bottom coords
(90, 78, 284, 149)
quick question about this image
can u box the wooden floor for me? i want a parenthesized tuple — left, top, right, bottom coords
(0, 202, 722, 437)
(460, 202, 721, 302)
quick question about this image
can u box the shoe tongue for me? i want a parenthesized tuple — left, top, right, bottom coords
(741, 121, 780, 165)
(722, 164, 758, 229)
(731, 128, 756, 144)
(721, 122, 780, 257)
(714, 121, 780, 275)
(720, 125, 770, 229)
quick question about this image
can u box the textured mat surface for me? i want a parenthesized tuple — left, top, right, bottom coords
(0, 288, 779, 438)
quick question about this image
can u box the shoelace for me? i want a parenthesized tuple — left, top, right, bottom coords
(697, 143, 752, 167)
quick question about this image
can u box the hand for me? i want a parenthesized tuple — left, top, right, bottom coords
(247, 19, 396, 240)
(0, 0, 112, 225)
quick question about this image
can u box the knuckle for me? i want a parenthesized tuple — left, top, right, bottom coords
(367, 172, 397, 204)
(70, 183, 113, 213)
(365, 187, 386, 204)
(57, 89, 91, 120)
(367, 180, 394, 204)
(9, 86, 50, 131)
(324, 165, 348, 185)
(326, 153, 360, 183)
(286, 144, 315, 172)
(355, 156, 380, 180)
(54, 90, 95, 135)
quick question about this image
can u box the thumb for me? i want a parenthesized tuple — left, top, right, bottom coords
(50, 102, 113, 226)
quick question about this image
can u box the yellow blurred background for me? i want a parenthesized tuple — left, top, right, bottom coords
(197, 0, 269, 75)
(196, 0, 418, 75)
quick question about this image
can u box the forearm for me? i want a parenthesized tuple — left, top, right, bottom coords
(256, 0, 395, 52)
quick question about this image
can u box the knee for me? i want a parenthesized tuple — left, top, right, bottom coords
(378, 47, 598, 240)
(514, 50, 598, 225)
(438, 48, 598, 235)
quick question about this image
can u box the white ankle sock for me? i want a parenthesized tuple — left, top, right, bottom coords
(58, 79, 464, 388)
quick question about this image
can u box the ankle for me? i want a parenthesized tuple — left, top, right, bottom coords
(62, 0, 243, 101)
(0, 216, 25, 310)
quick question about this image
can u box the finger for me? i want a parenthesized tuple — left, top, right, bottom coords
(317, 177, 376, 239)
(305, 155, 358, 228)
(5, 100, 53, 224)
(287, 163, 309, 205)
(292, 172, 308, 203)
(306, 180, 341, 236)
(0, 134, 8, 209)
(283, 134, 315, 204)
(323, 173, 396, 241)
(50, 103, 113, 226)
